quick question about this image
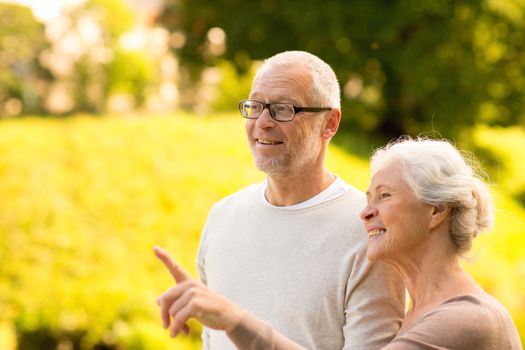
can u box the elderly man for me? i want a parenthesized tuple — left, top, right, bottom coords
(159, 51, 405, 349)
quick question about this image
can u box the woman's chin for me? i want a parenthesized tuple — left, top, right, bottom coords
(367, 233, 388, 262)
(367, 240, 381, 262)
(366, 249, 381, 262)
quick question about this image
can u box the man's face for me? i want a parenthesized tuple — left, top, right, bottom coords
(245, 64, 325, 177)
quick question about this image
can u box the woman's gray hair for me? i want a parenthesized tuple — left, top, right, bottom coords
(253, 51, 341, 109)
(370, 136, 494, 254)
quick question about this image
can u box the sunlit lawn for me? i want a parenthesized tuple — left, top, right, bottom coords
(0, 114, 523, 349)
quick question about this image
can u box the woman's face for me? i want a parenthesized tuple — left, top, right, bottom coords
(359, 162, 435, 264)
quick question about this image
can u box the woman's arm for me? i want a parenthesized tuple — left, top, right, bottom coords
(227, 312, 306, 350)
(154, 246, 305, 349)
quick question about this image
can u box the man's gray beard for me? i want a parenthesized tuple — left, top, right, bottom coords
(254, 155, 292, 177)
(254, 138, 321, 177)
(252, 120, 324, 177)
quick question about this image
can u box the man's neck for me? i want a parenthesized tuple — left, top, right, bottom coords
(265, 167, 336, 206)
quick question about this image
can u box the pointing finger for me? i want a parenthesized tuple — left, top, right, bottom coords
(153, 246, 191, 283)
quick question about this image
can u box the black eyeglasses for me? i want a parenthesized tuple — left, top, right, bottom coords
(239, 99, 332, 122)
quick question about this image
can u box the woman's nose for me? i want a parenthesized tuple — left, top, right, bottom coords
(359, 204, 377, 221)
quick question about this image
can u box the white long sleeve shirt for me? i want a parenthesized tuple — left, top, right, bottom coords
(197, 182, 405, 349)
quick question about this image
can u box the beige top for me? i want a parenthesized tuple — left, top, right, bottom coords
(383, 293, 522, 350)
(228, 292, 522, 350)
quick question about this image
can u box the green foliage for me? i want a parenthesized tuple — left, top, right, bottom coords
(472, 126, 525, 201)
(159, 0, 525, 137)
(59, 0, 152, 113)
(0, 114, 258, 349)
(84, 0, 134, 42)
(0, 114, 523, 348)
(0, 3, 49, 114)
(208, 60, 257, 112)
(105, 49, 157, 106)
(0, 4, 45, 65)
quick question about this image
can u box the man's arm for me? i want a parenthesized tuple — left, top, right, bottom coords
(343, 259, 405, 349)
(196, 222, 211, 349)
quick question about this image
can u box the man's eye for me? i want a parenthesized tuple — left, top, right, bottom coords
(273, 105, 288, 112)
(380, 192, 391, 199)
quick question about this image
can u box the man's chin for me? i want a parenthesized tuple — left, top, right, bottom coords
(254, 159, 290, 177)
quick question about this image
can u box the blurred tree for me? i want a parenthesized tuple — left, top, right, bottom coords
(81, 0, 152, 111)
(42, 0, 158, 114)
(157, 0, 525, 137)
(105, 49, 156, 108)
(0, 3, 50, 116)
(55, 0, 135, 113)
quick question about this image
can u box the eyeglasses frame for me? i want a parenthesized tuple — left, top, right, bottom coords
(238, 99, 332, 122)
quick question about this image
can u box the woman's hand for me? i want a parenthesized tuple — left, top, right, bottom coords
(154, 246, 245, 338)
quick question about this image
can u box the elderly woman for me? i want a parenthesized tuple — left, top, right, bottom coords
(155, 137, 522, 349)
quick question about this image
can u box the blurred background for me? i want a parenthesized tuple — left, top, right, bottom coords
(0, 0, 524, 348)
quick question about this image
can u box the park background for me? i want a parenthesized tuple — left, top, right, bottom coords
(0, 0, 524, 349)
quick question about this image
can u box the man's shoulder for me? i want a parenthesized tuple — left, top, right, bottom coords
(320, 182, 366, 214)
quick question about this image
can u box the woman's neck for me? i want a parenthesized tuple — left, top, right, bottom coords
(392, 246, 483, 331)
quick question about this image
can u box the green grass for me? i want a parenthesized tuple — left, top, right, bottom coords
(0, 114, 523, 348)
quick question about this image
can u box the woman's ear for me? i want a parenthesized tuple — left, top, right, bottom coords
(322, 108, 341, 140)
(429, 204, 450, 230)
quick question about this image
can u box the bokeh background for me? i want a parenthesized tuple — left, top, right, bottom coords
(0, 0, 524, 349)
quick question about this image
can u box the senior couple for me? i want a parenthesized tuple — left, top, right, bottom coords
(154, 51, 522, 349)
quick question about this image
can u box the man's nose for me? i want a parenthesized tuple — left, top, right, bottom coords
(255, 107, 277, 128)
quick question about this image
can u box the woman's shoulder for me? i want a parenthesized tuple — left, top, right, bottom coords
(390, 293, 522, 350)
(438, 292, 506, 312)
(435, 292, 516, 327)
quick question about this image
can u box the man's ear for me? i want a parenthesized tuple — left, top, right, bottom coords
(429, 204, 450, 230)
(322, 108, 341, 140)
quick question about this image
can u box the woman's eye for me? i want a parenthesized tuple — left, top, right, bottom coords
(380, 192, 391, 199)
